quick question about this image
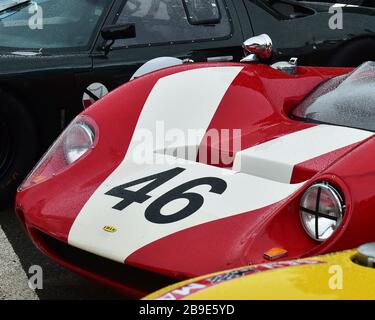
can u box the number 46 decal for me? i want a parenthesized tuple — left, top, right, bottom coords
(105, 167, 227, 224)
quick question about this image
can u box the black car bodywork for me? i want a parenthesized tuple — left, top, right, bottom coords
(1, 0, 375, 206)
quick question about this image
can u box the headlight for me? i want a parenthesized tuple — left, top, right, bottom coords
(300, 182, 345, 241)
(63, 122, 94, 164)
(19, 116, 97, 191)
(354, 243, 375, 268)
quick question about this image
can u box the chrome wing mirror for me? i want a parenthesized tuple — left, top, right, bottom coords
(241, 33, 298, 75)
(241, 34, 273, 63)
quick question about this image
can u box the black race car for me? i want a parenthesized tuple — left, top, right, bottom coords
(1, 0, 375, 206)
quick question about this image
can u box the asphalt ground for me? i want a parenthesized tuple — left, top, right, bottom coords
(0, 209, 124, 300)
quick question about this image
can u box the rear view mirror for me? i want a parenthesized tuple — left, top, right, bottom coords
(101, 23, 136, 41)
(101, 23, 136, 56)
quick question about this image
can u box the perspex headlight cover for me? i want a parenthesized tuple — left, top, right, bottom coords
(300, 182, 345, 242)
(19, 116, 97, 190)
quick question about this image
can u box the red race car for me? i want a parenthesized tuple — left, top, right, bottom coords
(15, 38, 375, 297)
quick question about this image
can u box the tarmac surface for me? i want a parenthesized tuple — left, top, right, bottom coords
(0, 209, 124, 300)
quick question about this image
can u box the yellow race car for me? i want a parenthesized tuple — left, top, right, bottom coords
(144, 243, 375, 300)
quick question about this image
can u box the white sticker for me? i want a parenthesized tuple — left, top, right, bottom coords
(82, 82, 109, 109)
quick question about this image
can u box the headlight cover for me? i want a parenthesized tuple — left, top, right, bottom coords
(19, 116, 97, 191)
(63, 122, 95, 164)
(300, 182, 345, 242)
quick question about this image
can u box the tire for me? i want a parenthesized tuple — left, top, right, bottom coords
(0, 90, 37, 210)
(329, 38, 375, 67)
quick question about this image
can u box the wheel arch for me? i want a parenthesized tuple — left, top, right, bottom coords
(0, 82, 61, 152)
(328, 34, 375, 67)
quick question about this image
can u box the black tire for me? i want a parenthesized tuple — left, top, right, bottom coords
(329, 38, 375, 67)
(0, 90, 37, 210)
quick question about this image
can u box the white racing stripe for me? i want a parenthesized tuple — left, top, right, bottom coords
(0, 226, 38, 300)
(124, 66, 244, 170)
(233, 125, 374, 183)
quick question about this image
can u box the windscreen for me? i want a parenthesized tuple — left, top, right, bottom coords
(292, 62, 375, 132)
(0, 0, 110, 51)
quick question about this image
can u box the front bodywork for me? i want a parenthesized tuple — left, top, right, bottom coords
(16, 62, 375, 297)
(144, 248, 375, 300)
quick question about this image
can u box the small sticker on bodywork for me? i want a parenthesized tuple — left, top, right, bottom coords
(103, 226, 117, 233)
(82, 82, 109, 109)
(154, 260, 325, 300)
